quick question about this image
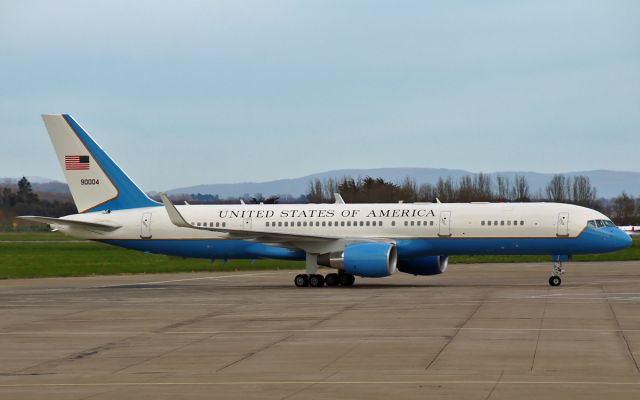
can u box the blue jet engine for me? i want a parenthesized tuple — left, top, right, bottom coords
(318, 242, 397, 278)
(397, 255, 449, 276)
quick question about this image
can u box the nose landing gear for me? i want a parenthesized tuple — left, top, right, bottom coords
(548, 261, 565, 287)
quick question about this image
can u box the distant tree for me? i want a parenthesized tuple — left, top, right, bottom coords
(435, 177, 456, 202)
(399, 176, 418, 202)
(457, 175, 474, 202)
(417, 183, 437, 202)
(569, 175, 597, 208)
(546, 174, 568, 202)
(307, 178, 327, 203)
(16, 177, 38, 204)
(511, 175, 530, 202)
(612, 192, 636, 225)
(1, 187, 16, 207)
(474, 173, 493, 201)
(496, 175, 511, 201)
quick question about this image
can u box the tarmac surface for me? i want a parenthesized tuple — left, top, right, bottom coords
(1, 261, 640, 399)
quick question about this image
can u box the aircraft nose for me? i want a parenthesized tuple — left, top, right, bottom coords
(614, 228, 633, 250)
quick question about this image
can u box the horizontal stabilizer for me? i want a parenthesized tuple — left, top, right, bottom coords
(17, 216, 121, 231)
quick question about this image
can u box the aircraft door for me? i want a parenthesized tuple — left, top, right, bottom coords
(439, 211, 451, 237)
(140, 212, 152, 239)
(243, 218, 252, 230)
(556, 212, 569, 237)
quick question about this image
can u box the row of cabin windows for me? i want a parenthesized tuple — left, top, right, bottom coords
(266, 220, 384, 228)
(193, 221, 226, 228)
(404, 220, 435, 227)
(481, 220, 524, 227)
(264, 220, 437, 228)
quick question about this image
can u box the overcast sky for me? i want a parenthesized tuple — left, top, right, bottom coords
(1, 1, 639, 191)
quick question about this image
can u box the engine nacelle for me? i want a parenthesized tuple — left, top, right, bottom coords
(397, 255, 448, 276)
(317, 242, 397, 278)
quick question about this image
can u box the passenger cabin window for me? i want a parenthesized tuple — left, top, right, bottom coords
(481, 221, 485, 226)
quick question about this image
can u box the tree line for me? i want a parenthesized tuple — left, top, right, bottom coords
(0, 177, 76, 230)
(2, 175, 639, 230)
(306, 174, 640, 224)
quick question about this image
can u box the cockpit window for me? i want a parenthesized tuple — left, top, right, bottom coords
(588, 219, 617, 229)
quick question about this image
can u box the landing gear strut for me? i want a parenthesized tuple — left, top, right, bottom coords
(548, 261, 565, 287)
(293, 273, 355, 288)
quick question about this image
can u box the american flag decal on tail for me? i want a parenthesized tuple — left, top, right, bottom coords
(65, 155, 90, 170)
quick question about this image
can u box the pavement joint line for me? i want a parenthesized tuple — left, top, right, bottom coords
(3, 326, 640, 335)
(95, 272, 285, 288)
(2, 380, 640, 388)
(605, 288, 640, 374)
(425, 297, 486, 370)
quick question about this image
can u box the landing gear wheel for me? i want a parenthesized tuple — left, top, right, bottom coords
(549, 276, 561, 287)
(294, 274, 309, 287)
(325, 273, 339, 287)
(339, 273, 355, 286)
(309, 274, 325, 287)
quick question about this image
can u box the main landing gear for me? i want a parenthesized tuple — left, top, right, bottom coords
(294, 273, 355, 288)
(548, 261, 565, 287)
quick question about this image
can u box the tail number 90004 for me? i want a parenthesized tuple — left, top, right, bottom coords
(80, 179, 99, 185)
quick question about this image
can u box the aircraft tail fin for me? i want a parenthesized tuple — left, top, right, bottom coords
(41, 114, 159, 213)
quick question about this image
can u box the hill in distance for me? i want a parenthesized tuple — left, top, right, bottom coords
(166, 168, 640, 199)
(4, 168, 638, 200)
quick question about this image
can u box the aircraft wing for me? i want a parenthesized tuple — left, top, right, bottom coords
(159, 193, 336, 243)
(17, 216, 121, 231)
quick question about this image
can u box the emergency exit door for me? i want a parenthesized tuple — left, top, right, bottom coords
(140, 212, 152, 239)
(439, 211, 451, 237)
(556, 212, 569, 237)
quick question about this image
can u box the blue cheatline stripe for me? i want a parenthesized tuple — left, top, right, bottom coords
(99, 227, 630, 263)
(99, 239, 306, 260)
(63, 114, 160, 213)
(396, 227, 630, 257)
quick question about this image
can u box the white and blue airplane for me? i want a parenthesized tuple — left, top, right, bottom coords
(19, 115, 632, 287)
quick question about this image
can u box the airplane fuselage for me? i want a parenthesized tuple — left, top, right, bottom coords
(55, 202, 630, 261)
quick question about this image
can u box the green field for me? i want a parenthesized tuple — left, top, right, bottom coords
(0, 232, 638, 279)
